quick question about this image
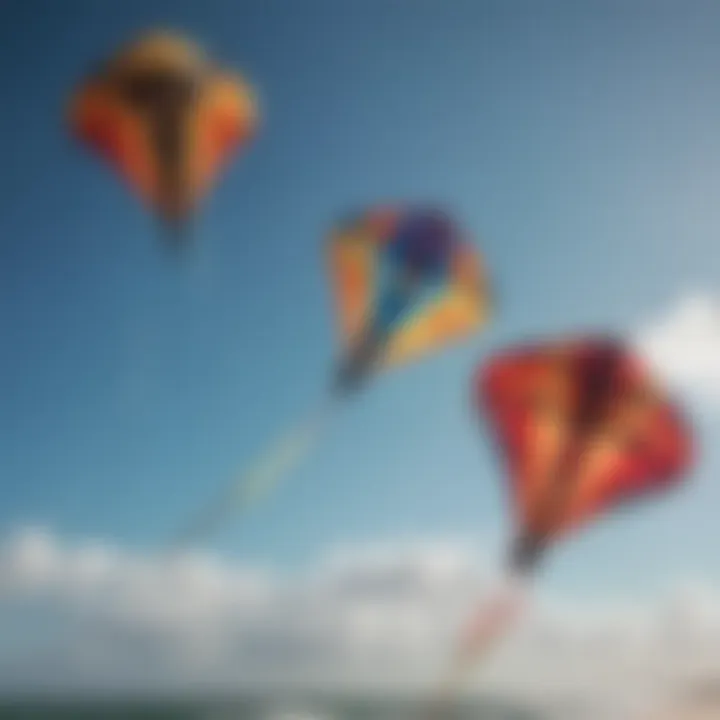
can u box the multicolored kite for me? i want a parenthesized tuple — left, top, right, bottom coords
(172, 206, 492, 545)
(328, 206, 490, 394)
(69, 30, 257, 243)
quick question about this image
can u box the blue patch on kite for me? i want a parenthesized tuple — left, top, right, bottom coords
(388, 209, 454, 279)
(371, 248, 450, 336)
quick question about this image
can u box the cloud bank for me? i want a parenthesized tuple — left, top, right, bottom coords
(634, 293, 720, 404)
(0, 526, 718, 716)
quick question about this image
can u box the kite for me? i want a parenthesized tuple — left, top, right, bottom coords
(69, 30, 257, 243)
(172, 206, 492, 546)
(328, 206, 490, 394)
(428, 336, 695, 716)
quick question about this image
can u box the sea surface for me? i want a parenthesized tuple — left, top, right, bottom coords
(0, 696, 548, 720)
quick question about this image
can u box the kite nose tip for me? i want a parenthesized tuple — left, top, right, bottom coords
(507, 533, 545, 576)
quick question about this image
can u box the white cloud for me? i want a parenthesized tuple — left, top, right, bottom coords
(0, 526, 717, 718)
(634, 293, 720, 403)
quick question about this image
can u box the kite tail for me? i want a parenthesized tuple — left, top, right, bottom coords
(169, 398, 337, 550)
(424, 571, 530, 720)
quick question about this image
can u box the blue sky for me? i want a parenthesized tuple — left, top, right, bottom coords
(1, 0, 720, 606)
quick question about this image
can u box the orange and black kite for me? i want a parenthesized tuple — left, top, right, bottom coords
(69, 30, 258, 242)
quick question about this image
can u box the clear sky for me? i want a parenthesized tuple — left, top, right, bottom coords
(1, 0, 719, 604)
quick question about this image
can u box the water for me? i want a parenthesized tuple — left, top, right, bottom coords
(0, 696, 545, 720)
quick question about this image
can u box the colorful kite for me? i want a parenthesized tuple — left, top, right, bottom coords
(329, 206, 490, 394)
(172, 206, 492, 546)
(69, 30, 257, 243)
(429, 336, 695, 714)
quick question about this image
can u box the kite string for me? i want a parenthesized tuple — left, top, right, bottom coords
(425, 570, 530, 719)
(170, 397, 338, 549)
